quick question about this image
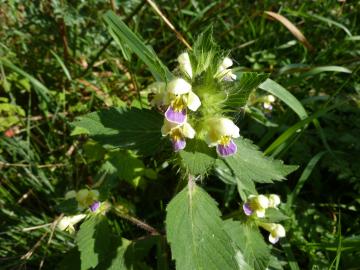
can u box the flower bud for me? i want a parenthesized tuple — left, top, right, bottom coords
(57, 214, 86, 233)
(178, 52, 193, 78)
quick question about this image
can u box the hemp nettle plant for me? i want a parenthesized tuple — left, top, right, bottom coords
(58, 11, 299, 270)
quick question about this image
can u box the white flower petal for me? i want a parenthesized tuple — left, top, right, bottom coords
(257, 195, 270, 209)
(274, 224, 286, 237)
(263, 102, 272, 109)
(256, 209, 266, 218)
(187, 91, 201, 111)
(57, 214, 86, 231)
(268, 95, 275, 103)
(268, 194, 281, 208)
(182, 122, 196, 139)
(167, 78, 192, 95)
(268, 234, 279, 244)
(222, 57, 233, 69)
(161, 119, 179, 136)
(178, 52, 193, 78)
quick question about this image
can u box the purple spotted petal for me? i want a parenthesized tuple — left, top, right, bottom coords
(243, 203, 253, 216)
(89, 201, 100, 212)
(217, 139, 237, 157)
(165, 106, 186, 124)
(172, 138, 186, 152)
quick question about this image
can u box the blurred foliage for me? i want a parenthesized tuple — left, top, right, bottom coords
(0, 0, 359, 269)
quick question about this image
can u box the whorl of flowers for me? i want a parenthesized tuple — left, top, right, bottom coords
(149, 50, 239, 157)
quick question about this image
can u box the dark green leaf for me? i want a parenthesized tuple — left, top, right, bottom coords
(76, 216, 111, 270)
(72, 107, 163, 155)
(179, 139, 217, 175)
(264, 208, 290, 223)
(225, 72, 268, 108)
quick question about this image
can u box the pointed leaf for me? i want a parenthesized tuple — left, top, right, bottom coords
(224, 219, 271, 270)
(179, 139, 217, 175)
(76, 216, 111, 270)
(220, 137, 298, 184)
(166, 183, 239, 270)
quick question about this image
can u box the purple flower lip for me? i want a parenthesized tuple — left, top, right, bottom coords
(89, 201, 100, 212)
(172, 138, 186, 152)
(217, 139, 237, 157)
(165, 106, 186, 124)
(243, 203, 253, 216)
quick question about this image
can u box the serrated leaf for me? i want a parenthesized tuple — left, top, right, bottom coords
(214, 159, 256, 201)
(166, 183, 239, 270)
(104, 11, 172, 82)
(224, 219, 271, 270)
(221, 137, 298, 184)
(225, 72, 268, 108)
(76, 216, 111, 270)
(72, 107, 163, 155)
(179, 139, 217, 175)
(264, 208, 289, 223)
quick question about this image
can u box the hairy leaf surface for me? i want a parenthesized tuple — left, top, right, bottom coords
(166, 184, 239, 270)
(72, 107, 163, 155)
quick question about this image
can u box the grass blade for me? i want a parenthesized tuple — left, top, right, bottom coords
(259, 78, 308, 119)
(103, 10, 173, 82)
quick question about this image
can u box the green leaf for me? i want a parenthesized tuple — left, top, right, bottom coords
(179, 139, 217, 175)
(57, 248, 81, 270)
(263, 208, 289, 223)
(225, 72, 268, 108)
(224, 220, 271, 270)
(108, 150, 145, 181)
(76, 216, 111, 270)
(103, 11, 172, 82)
(259, 78, 308, 120)
(166, 183, 239, 270)
(300, 65, 351, 77)
(287, 151, 326, 206)
(0, 58, 50, 105)
(96, 237, 157, 270)
(72, 107, 163, 156)
(214, 158, 256, 201)
(220, 137, 298, 184)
